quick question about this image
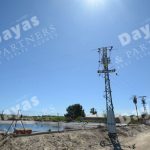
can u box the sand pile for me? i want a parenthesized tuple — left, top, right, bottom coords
(0, 125, 149, 150)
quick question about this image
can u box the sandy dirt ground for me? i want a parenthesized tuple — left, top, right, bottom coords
(127, 129, 150, 150)
(0, 125, 149, 150)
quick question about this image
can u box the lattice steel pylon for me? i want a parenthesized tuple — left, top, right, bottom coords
(97, 46, 122, 150)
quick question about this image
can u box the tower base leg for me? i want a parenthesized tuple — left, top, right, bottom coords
(108, 133, 122, 150)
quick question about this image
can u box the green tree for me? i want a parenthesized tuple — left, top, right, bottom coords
(65, 104, 85, 120)
(90, 108, 97, 115)
(0, 110, 4, 120)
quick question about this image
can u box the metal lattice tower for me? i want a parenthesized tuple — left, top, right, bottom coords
(97, 46, 122, 150)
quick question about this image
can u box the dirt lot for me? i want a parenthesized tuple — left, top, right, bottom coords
(0, 125, 150, 150)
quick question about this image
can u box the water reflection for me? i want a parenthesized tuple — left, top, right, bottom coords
(0, 122, 64, 133)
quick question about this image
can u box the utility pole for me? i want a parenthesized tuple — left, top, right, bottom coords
(97, 46, 122, 150)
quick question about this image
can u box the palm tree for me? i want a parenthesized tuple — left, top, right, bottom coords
(141, 97, 147, 120)
(133, 96, 139, 121)
(90, 108, 97, 116)
(141, 97, 147, 113)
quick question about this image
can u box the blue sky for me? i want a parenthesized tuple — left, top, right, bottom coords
(0, 0, 150, 116)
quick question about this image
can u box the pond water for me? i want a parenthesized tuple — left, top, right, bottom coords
(0, 122, 64, 133)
